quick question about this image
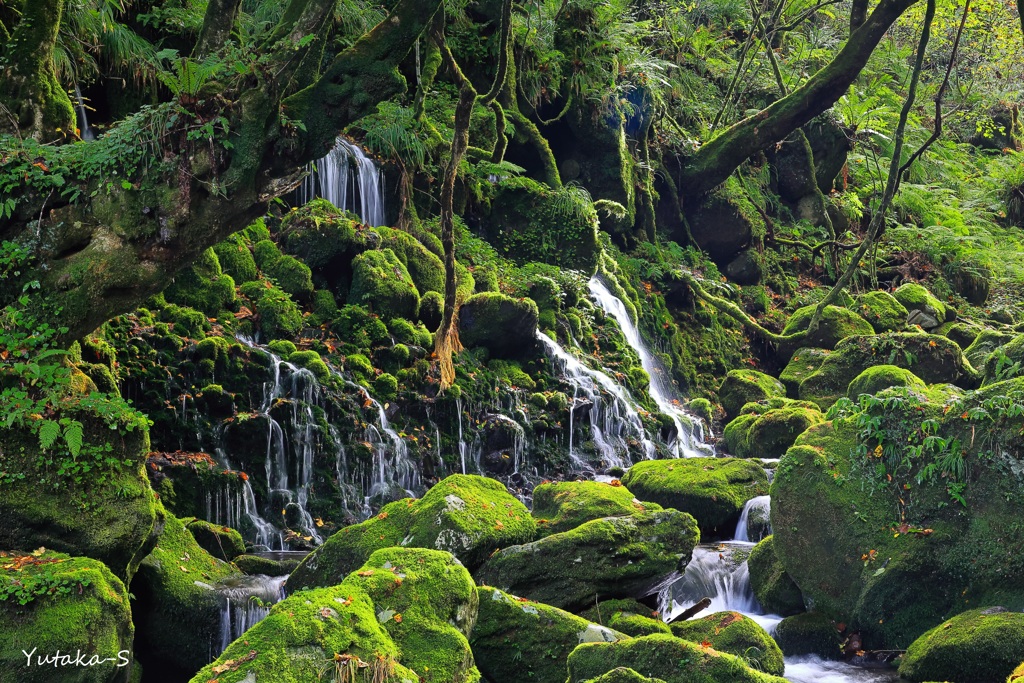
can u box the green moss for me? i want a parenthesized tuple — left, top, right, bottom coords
(964, 329, 1014, 369)
(489, 359, 536, 391)
(609, 612, 673, 637)
(847, 364, 925, 398)
(348, 248, 420, 320)
(345, 352, 374, 382)
(780, 305, 875, 359)
(134, 512, 240, 673)
(376, 226, 445, 295)
(894, 283, 949, 324)
(982, 334, 1024, 385)
(1009, 662, 1024, 682)
(333, 305, 390, 351)
(773, 612, 843, 659)
(855, 291, 909, 333)
(459, 292, 539, 360)
(372, 372, 398, 401)
(472, 586, 626, 683)
(163, 248, 237, 317)
(309, 288, 339, 325)
(253, 283, 304, 339)
(242, 217, 272, 243)
(747, 536, 803, 616)
(670, 611, 785, 676)
(899, 608, 1024, 683)
(419, 290, 444, 332)
(566, 633, 788, 683)
(531, 480, 663, 537)
(581, 669, 669, 683)
(779, 348, 831, 396)
(688, 398, 715, 425)
(253, 238, 284, 270)
(289, 350, 331, 382)
(280, 199, 376, 269)
(289, 475, 535, 590)
(233, 554, 299, 577)
(621, 458, 768, 538)
(267, 339, 297, 358)
(213, 234, 259, 284)
(185, 519, 246, 561)
(264, 253, 314, 300)
(798, 333, 978, 409)
(723, 401, 824, 459)
(0, 552, 134, 683)
(719, 369, 786, 419)
(475, 509, 699, 612)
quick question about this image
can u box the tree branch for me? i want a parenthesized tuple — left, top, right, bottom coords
(678, 271, 808, 345)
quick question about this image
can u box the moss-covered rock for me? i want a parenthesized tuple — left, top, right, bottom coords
(472, 586, 626, 683)
(419, 290, 444, 331)
(621, 459, 769, 538)
(779, 348, 831, 396)
(719, 369, 787, 420)
(722, 400, 824, 459)
(609, 611, 673, 637)
(965, 329, 1015, 369)
(244, 280, 304, 339)
(798, 333, 978, 409)
(899, 608, 1024, 683)
(185, 519, 246, 562)
(458, 292, 539, 360)
(773, 612, 842, 659)
(485, 177, 601, 273)
(894, 283, 950, 328)
(982, 334, 1024, 385)
(1009, 661, 1024, 682)
(0, 551, 134, 683)
(847, 364, 926, 399)
(289, 475, 534, 589)
(213, 234, 259, 284)
(669, 611, 785, 676)
(855, 291, 909, 333)
(581, 668, 668, 683)
(531, 480, 661, 537)
(747, 536, 803, 617)
(566, 633, 789, 683)
(233, 553, 300, 577)
(780, 305, 875, 359)
(0, 415, 161, 582)
(279, 199, 378, 269)
(348, 248, 420, 320)
(263, 253, 314, 301)
(475, 509, 699, 612)
(133, 512, 240, 674)
(376, 227, 445, 295)
(163, 248, 236, 317)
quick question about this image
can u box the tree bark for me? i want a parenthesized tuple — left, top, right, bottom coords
(194, 0, 243, 58)
(679, 0, 918, 196)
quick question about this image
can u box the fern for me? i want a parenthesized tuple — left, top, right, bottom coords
(38, 420, 61, 450)
(63, 420, 85, 458)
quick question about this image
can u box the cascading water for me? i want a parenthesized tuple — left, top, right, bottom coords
(300, 137, 386, 226)
(344, 379, 420, 503)
(588, 277, 713, 458)
(213, 574, 287, 655)
(74, 85, 95, 141)
(535, 330, 655, 471)
(734, 495, 772, 543)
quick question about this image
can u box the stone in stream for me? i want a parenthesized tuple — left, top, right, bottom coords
(0, 551, 136, 683)
(531, 480, 662, 537)
(474, 509, 699, 613)
(580, 668, 669, 683)
(621, 458, 768, 538)
(747, 535, 803, 617)
(669, 611, 785, 676)
(566, 633, 789, 683)
(719, 369, 787, 420)
(772, 378, 1024, 650)
(471, 586, 626, 683)
(722, 397, 824, 459)
(192, 547, 477, 683)
(288, 475, 535, 590)
(772, 612, 843, 659)
(577, 598, 669, 638)
(898, 608, 1024, 683)
(185, 519, 246, 561)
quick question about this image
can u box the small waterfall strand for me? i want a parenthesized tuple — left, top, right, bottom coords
(300, 137, 386, 226)
(215, 575, 287, 655)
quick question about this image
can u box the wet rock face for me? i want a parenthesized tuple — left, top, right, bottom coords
(899, 608, 1024, 683)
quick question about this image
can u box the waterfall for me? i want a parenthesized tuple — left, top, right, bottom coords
(343, 379, 419, 504)
(536, 330, 655, 472)
(300, 137, 386, 226)
(734, 495, 772, 543)
(74, 85, 95, 141)
(588, 277, 714, 458)
(214, 574, 287, 655)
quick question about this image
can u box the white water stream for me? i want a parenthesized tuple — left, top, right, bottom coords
(300, 137, 386, 226)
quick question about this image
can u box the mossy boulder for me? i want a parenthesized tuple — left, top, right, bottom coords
(894, 283, 950, 329)
(609, 612, 673, 637)
(163, 248, 236, 317)
(419, 290, 444, 331)
(669, 611, 785, 676)
(132, 513, 240, 674)
(475, 509, 699, 612)
(289, 475, 534, 589)
(682, 177, 762, 264)
(621, 459, 769, 538)
(262, 253, 314, 301)
(279, 199, 379, 269)
(0, 415, 161, 582)
(798, 333, 978, 409)
(233, 553, 300, 577)
(780, 305, 874, 360)
(747, 536, 803, 616)
(472, 586, 626, 683)
(486, 177, 601, 273)
(899, 608, 1024, 683)
(185, 519, 246, 562)
(722, 400, 823, 459)
(531, 480, 661, 537)
(243, 280, 304, 339)
(376, 227, 445, 295)
(566, 633, 789, 683)
(773, 612, 842, 658)
(779, 348, 831, 396)
(458, 292, 539, 360)
(965, 330, 1014, 369)
(773, 380, 1024, 648)
(581, 669, 668, 683)
(213, 234, 259, 284)
(847, 364, 926, 399)
(719, 369, 787, 420)
(1010, 662, 1024, 682)
(855, 291, 909, 333)
(982, 334, 1024, 385)
(348, 248, 420, 319)
(0, 551, 135, 683)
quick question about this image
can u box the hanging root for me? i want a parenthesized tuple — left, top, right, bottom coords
(435, 310, 462, 392)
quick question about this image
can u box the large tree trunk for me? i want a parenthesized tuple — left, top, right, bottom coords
(678, 0, 918, 196)
(0, 0, 443, 344)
